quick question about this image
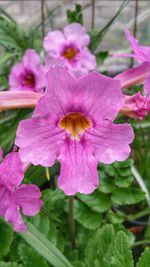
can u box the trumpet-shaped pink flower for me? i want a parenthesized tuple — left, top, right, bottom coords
(120, 92, 150, 120)
(9, 49, 46, 93)
(43, 23, 96, 78)
(114, 30, 150, 99)
(0, 150, 43, 232)
(15, 66, 134, 196)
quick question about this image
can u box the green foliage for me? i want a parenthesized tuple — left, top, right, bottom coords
(74, 200, 102, 229)
(95, 51, 109, 65)
(18, 243, 49, 267)
(0, 218, 13, 259)
(0, 263, 22, 267)
(67, 4, 83, 25)
(20, 222, 73, 267)
(137, 247, 150, 267)
(89, 0, 130, 51)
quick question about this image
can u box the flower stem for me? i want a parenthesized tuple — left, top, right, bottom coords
(41, 0, 45, 39)
(68, 196, 76, 249)
(133, 239, 150, 247)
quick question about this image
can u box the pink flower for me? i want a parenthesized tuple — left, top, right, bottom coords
(120, 92, 150, 120)
(15, 66, 134, 196)
(43, 23, 96, 78)
(9, 49, 46, 93)
(0, 150, 43, 232)
(114, 30, 150, 99)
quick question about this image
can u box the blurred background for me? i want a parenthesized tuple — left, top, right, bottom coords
(0, 0, 150, 72)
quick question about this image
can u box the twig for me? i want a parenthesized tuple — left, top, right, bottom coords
(68, 196, 76, 248)
(41, 0, 45, 39)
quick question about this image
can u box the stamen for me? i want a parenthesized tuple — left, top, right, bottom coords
(59, 112, 92, 140)
(23, 74, 35, 87)
(63, 47, 78, 60)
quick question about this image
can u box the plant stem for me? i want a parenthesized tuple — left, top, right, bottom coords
(133, 239, 150, 247)
(41, 0, 45, 39)
(130, 0, 139, 67)
(68, 196, 76, 248)
(91, 0, 95, 29)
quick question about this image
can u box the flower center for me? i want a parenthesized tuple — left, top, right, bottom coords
(23, 73, 35, 87)
(63, 47, 78, 60)
(59, 112, 92, 140)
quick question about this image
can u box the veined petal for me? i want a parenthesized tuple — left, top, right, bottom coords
(35, 66, 125, 123)
(15, 117, 65, 166)
(5, 201, 27, 232)
(0, 152, 24, 188)
(86, 121, 134, 164)
(13, 184, 43, 216)
(58, 141, 99, 195)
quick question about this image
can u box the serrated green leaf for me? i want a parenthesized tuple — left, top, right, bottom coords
(0, 218, 13, 259)
(77, 191, 111, 213)
(85, 224, 115, 267)
(109, 231, 134, 267)
(74, 200, 102, 229)
(107, 210, 125, 224)
(114, 175, 133, 188)
(98, 177, 115, 193)
(137, 247, 150, 267)
(111, 188, 145, 205)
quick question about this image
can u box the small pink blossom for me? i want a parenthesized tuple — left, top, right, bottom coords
(15, 66, 134, 196)
(9, 49, 46, 93)
(0, 150, 43, 232)
(120, 92, 150, 120)
(114, 30, 150, 99)
(43, 23, 96, 78)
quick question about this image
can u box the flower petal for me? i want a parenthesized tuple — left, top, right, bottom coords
(43, 31, 65, 56)
(86, 121, 134, 164)
(15, 117, 65, 166)
(23, 49, 40, 69)
(58, 141, 99, 195)
(64, 23, 90, 47)
(0, 152, 24, 188)
(35, 66, 125, 123)
(144, 74, 150, 100)
(5, 201, 27, 232)
(75, 71, 125, 122)
(114, 62, 150, 89)
(13, 184, 43, 216)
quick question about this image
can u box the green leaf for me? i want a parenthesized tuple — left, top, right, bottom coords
(67, 4, 83, 25)
(111, 188, 145, 205)
(0, 263, 22, 267)
(74, 200, 102, 229)
(95, 51, 108, 65)
(106, 210, 125, 224)
(19, 222, 73, 267)
(85, 224, 115, 267)
(77, 191, 111, 213)
(19, 243, 49, 267)
(0, 218, 13, 259)
(98, 177, 115, 193)
(89, 0, 130, 51)
(109, 231, 134, 267)
(137, 247, 150, 267)
(114, 175, 133, 188)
